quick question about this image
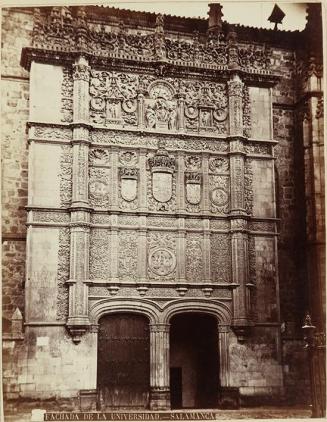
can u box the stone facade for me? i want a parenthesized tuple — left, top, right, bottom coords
(1, 3, 324, 411)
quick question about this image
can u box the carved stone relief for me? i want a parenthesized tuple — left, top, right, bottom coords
(209, 175, 230, 214)
(57, 227, 70, 319)
(243, 85, 251, 138)
(61, 66, 73, 123)
(60, 145, 73, 208)
(91, 130, 229, 153)
(209, 157, 229, 173)
(119, 168, 138, 210)
(185, 172, 202, 213)
(89, 70, 138, 126)
(89, 168, 110, 208)
(89, 229, 110, 280)
(33, 126, 72, 141)
(119, 150, 138, 167)
(118, 231, 138, 281)
(210, 234, 231, 283)
(145, 81, 177, 130)
(147, 231, 176, 280)
(33, 211, 70, 224)
(244, 159, 254, 215)
(89, 148, 110, 166)
(186, 234, 204, 282)
(147, 143, 176, 212)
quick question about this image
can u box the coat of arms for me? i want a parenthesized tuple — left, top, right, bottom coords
(148, 141, 176, 203)
(120, 168, 138, 202)
(185, 172, 202, 205)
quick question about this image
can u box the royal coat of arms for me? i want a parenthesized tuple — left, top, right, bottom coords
(120, 168, 138, 202)
(148, 141, 176, 203)
(185, 172, 202, 205)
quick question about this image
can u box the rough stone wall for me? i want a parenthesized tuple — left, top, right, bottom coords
(1, 9, 33, 326)
(271, 46, 309, 401)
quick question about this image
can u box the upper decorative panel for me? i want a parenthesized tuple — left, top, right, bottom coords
(25, 6, 273, 77)
(89, 71, 228, 135)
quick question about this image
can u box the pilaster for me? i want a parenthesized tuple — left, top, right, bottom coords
(202, 153, 210, 214)
(218, 325, 230, 387)
(138, 216, 147, 284)
(203, 219, 211, 283)
(176, 218, 186, 283)
(110, 146, 119, 211)
(67, 55, 91, 343)
(139, 148, 148, 213)
(177, 151, 185, 212)
(149, 324, 170, 410)
(110, 214, 119, 283)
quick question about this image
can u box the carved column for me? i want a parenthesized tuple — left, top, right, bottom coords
(228, 74, 251, 340)
(218, 325, 230, 387)
(149, 324, 170, 410)
(67, 56, 91, 343)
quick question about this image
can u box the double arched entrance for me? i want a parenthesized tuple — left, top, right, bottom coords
(97, 311, 221, 410)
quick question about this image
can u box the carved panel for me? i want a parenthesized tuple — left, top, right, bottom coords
(209, 175, 230, 214)
(91, 214, 111, 225)
(57, 227, 70, 319)
(60, 145, 73, 208)
(119, 150, 138, 166)
(89, 229, 110, 280)
(118, 231, 138, 281)
(61, 66, 73, 123)
(118, 215, 139, 226)
(209, 157, 229, 173)
(186, 234, 204, 282)
(89, 148, 110, 166)
(119, 168, 138, 210)
(185, 219, 203, 229)
(33, 126, 72, 141)
(185, 172, 202, 213)
(147, 216, 177, 228)
(245, 143, 272, 156)
(210, 219, 230, 231)
(33, 211, 70, 224)
(243, 85, 251, 138)
(248, 221, 276, 232)
(91, 130, 229, 153)
(147, 231, 176, 280)
(210, 234, 231, 283)
(244, 159, 254, 215)
(89, 168, 110, 208)
(89, 71, 138, 127)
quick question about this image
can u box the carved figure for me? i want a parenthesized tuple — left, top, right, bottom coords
(145, 104, 156, 128)
(201, 110, 211, 127)
(155, 98, 169, 123)
(168, 105, 177, 130)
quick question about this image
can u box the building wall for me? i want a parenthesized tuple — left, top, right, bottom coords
(2, 5, 321, 409)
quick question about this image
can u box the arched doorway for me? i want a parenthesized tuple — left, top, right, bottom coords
(169, 313, 219, 409)
(97, 313, 150, 409)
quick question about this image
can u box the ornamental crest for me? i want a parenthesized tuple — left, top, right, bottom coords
(185, 172, 202, 205)
(120, 168, 138, 202)
(148, 141, 176, 203)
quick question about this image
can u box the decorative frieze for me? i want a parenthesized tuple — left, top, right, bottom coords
(59, 145, 73, 208)
(61, 66, 73, 123)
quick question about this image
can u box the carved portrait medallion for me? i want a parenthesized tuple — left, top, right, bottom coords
(148, 248, 176, 276)
(210, 188, 229, 206)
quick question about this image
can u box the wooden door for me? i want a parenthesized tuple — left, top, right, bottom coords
(97, 314, 150, 409)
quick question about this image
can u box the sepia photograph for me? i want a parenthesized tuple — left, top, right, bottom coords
(1, 0, 325, 421)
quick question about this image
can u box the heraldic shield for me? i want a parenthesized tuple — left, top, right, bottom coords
(152, 172, 173, 203)
(120, 168, 138, 202)
(185, 173, 202, 205)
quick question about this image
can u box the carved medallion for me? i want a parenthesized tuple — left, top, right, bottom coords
(89, 180, 109, 199)
(120, 168, 138, 202)
(185, 173, 202, 205)
(210, 188, 229, 206)
(148, 248, 176, 276)
(119, 150, 138, 166)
